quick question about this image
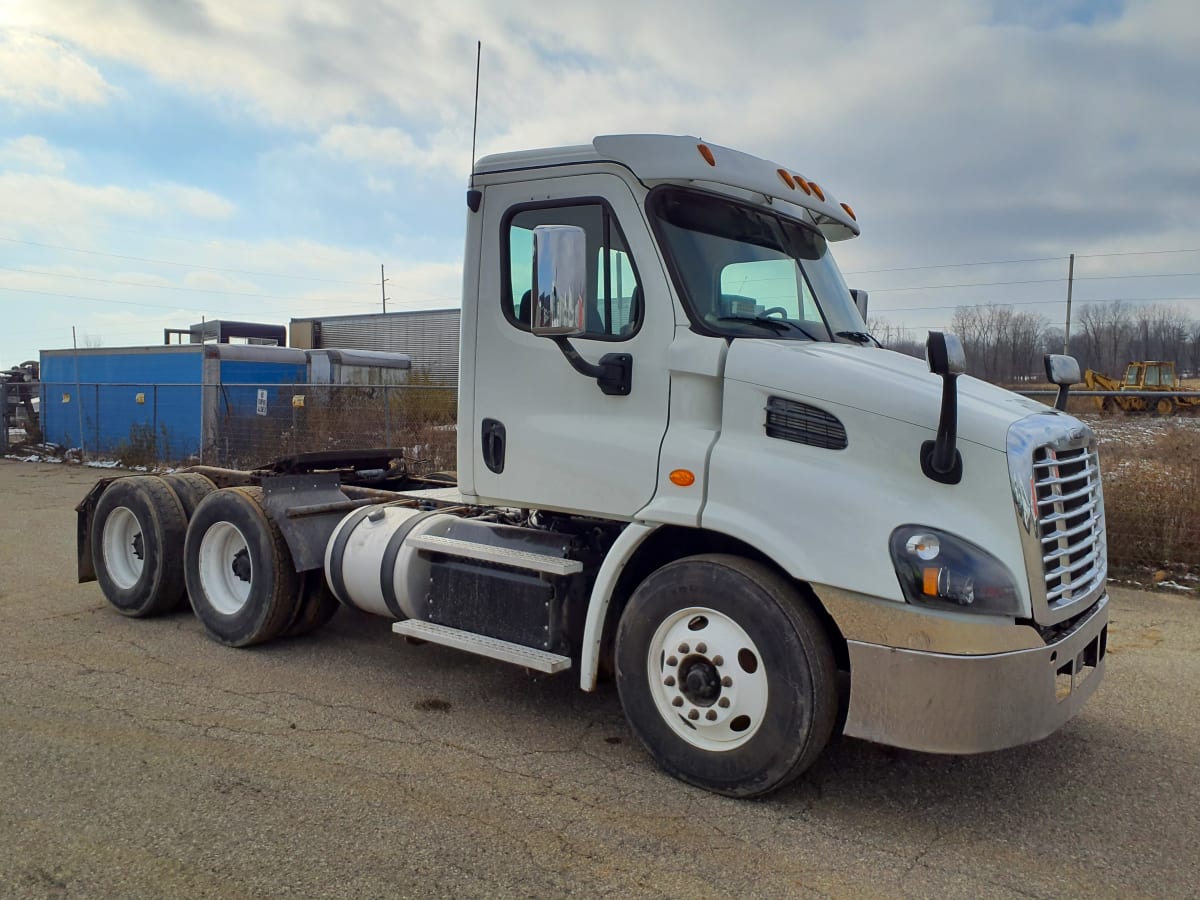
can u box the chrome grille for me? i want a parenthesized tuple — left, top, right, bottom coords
(1032, 443, 1106, 610)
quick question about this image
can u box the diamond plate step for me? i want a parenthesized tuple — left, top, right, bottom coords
(405, 534, 583, 576)
(392, 620, 572, 674)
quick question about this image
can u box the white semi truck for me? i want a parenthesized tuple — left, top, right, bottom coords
(76, 135, 1108, 797)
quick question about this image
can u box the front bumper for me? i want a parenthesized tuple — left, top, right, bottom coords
(842, 594, 1108, 754)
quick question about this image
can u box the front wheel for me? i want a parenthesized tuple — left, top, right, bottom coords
(615, 554, 838, 798)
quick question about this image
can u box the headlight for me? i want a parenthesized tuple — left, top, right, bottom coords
(889, 525, 1022, 617)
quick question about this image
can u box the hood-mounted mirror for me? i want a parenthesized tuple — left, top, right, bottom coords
(1044, 353, 1081, 412)
(921, 331, 965, 485)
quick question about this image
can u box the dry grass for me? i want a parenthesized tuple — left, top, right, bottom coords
(1098, 425, 1200, 580)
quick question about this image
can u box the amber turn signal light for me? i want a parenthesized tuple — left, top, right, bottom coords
(669, 469, 696, 487)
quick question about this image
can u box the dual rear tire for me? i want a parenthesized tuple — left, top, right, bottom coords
(91, 477, 337, 645)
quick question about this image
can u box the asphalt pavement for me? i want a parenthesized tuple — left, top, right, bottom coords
(1, 459, 1197, 898)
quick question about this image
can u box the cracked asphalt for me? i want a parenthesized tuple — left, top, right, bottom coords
(1, 459, 1198, 898)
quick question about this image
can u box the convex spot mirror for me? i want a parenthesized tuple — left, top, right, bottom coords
(926, 331, 966, 376)
(1044, 354, 1081, 386)
(531, 224, 587, 337)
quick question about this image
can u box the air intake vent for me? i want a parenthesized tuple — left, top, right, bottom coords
(765, 397, 847, 450)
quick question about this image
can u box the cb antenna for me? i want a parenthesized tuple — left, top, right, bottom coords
(467, 41, 483, 212)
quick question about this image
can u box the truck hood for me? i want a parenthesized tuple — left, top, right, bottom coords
(724, 340, 1060, 452)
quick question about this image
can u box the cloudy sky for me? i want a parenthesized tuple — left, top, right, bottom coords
(2, 0, 1198, 367)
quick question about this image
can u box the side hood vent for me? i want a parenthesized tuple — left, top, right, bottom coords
(765, 397, 847, 450)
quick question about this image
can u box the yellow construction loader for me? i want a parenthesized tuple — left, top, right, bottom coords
(1083, 361, 1200, 414)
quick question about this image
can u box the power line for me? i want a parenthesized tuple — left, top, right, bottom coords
(0, 264, 458, 307)
(0, 234, 379, 287)
(843, 246, 1200, 277)
(869, 271, 1200, 294)
(875, 295, 1200, 313)
(0, 284, 446, 319)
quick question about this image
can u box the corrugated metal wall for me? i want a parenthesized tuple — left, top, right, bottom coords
(291, 308, 461, 384)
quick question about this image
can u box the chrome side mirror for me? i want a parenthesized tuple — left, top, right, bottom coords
(1044, 353, 1081, 412)
(926, 331, 966, 376)
(531, 225, 587, 337)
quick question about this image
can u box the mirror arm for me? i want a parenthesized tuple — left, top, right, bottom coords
(924, 373, 963, 480)
(551, 337, 633, 396)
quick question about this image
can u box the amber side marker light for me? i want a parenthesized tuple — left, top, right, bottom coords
(697, 144, 716, 166)
(840, 202, 857, 220)
(922, 567, 940, 596)
(669, 469, 696, 487)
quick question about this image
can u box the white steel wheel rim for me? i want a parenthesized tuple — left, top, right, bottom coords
(198, 521, 253, 616)
(646, 606, 769, 752)
(101, 506, 145, 590)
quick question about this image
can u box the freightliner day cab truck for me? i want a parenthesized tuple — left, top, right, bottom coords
(76, 135, 1109, 797)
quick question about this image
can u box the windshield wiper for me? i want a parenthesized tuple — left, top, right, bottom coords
(836, 330, 881, 348)
(715, 316, 818, 340)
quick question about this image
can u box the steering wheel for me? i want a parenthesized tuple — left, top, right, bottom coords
(758, 307, 789, 319)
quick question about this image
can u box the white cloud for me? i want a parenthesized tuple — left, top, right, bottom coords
(0, 31, 113, 108)
(0, 135, 72, 172)
(158, 184, 237, 220)
(0, 172, 237, 227)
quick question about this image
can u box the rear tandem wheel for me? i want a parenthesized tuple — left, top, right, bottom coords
(183, 486, 300, 647)
(91, 475, 188, 617)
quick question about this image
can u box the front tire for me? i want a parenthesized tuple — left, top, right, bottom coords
(184, 487, 300, 647)
(615, 554, 838, 798)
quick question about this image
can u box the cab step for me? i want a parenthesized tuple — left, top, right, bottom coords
(405, 534, 583, 576)
(391, 620, 572, 674)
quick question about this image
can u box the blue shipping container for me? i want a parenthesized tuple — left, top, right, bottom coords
(40, 344, 307, 461)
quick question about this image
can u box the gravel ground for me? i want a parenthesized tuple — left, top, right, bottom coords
(1, 460, 1198, 898)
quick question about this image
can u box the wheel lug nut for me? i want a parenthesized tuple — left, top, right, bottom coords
(687, 709, 699, 720)
(713, 655, 724, 667)
(666, 656, 678, 667)
(697, 643, 707, 654)
(721, 676, 732, 687)
(706, 710, 717, 721)
(672, 697, 683, 707)
(718, 697, 730, 708)
(678, 643, 689, 654)
(664, 676, 676, 687)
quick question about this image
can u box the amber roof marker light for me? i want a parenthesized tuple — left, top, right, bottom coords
(840, 202, 857, 221)
(777, 168, 796, 189)
(809, 181, 826, 201)
(697, 144, 716, 166)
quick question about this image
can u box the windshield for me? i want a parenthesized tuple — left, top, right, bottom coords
(650, 187, 868, 342)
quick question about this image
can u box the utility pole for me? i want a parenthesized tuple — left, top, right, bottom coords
(381, 264, 389, 314)
(1062, 252, 1075, 355)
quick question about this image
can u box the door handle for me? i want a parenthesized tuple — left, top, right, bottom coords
(481, 418, 506, 473)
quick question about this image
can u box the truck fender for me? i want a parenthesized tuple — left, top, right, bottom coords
(580, 522, 659, 691)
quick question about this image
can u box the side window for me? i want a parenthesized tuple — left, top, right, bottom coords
(504, 202, 642, 339)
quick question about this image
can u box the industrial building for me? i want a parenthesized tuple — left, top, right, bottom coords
(290, 308, 461, 384)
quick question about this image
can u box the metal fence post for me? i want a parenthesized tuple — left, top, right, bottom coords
(384, 385, 391, 447)
(0, 382, 8, 454)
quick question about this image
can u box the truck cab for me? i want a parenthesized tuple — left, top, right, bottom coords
(78, 135, 1109, 797)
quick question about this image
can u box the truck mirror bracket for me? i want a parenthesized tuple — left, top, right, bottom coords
(922, 332, 964, 485)
(551, 337, 633, 396)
